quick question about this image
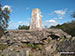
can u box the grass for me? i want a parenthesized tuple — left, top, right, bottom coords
(21, 43, 42, 50)
(59, 36, 66, 43)
(61, 36, 65, 40)
(21, 43, 28, 48)
(0, 43, 8, 51)
(34, 44, 41, 49)
(29, 54, 33, 56)
(28, 43, 34, 47)
(13, 48, 17, 51)
(46, 38, 51, 43)
(0, 30, 4, 38)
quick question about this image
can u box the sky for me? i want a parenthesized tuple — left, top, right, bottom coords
(0, 0, 75, 29)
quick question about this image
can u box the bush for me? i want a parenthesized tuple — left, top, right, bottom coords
(50, 20, 75, 36)
(18, 25, 30, 30)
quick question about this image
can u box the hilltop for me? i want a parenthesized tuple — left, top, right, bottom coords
(0, 29, 74, 56)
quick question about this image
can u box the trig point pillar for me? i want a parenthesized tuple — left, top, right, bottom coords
(30, 8, 42, 30)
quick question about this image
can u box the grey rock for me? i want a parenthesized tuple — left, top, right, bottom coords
(0, 29, 71, 45)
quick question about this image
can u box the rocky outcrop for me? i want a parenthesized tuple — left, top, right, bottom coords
(57, 37, 75, 52)
(0, 29, 71, 45)
(0, 29, 72, 56)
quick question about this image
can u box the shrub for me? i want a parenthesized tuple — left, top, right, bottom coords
(18, 25, 30, 30)
(50, 20, 75, 36)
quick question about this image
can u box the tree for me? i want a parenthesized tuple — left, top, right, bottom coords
(0, 4, 10, 30)
(50, 20, 75, 36)
(18, 25, 30, 30)
(0, 4, 10, 37)
(71, 12, 75, 18)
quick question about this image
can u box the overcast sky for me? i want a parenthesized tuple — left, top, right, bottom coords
(0, 0, 75, 29)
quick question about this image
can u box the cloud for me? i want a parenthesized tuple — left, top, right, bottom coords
(54, 9, 67, 16)
(46, 19, 58, 26)
(40, 11, 44, 18)
(21, 22, 29, 26)
(8, 21, 29, 29)
(54, 17, 63, 19)
(58, 17, 63, 19)
(26, 8, 29, 10)
(41, 15, 44, 17)
(18, 21, 29, 26)
(18, 21, 22, 24)
(2, 5, 12, 12)
(53, 9, 67, 19)
(46, 19, 56, 23)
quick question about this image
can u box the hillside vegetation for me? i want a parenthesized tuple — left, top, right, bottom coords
(18, 25, 30, 30)
(50, 20, 75, 37)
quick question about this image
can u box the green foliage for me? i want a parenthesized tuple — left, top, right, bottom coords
(12, 48, 17, 51)
(71, 12, 75, 18)
(28, 43, 34, 47)
(34, 44, 41, 49)
(50, 20, 75, 36)
(0, 30, 4, 37)
(21, 43, 34, 48)
(47, 39, 51, 43)
(0, 4, 10, 29)
(57, 37, 75, 52)
(21, 43, 42, 50)
(21, 43, 28, 48)
(0, 43, 8, 51)
(0, 4, 10, 37)
(18, 25, 30, 30)
(29, 54, 33, 56)
(61, 36, 65, 40)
